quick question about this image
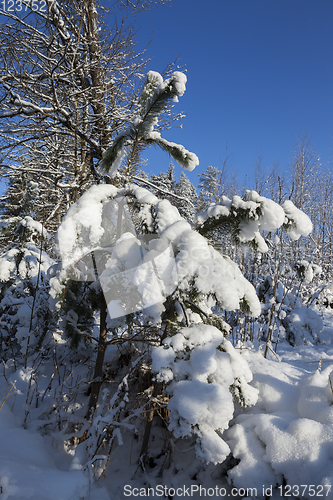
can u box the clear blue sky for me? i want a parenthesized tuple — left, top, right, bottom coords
(128, 0, 333, 187)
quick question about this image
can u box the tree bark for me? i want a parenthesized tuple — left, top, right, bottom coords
(139, 302, 175, 464)
(86, 294, 108, 421)
(139, 380, 163, 464)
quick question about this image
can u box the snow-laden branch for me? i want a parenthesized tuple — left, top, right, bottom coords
(196, 190, 313, 251)
(133, 175, 194, 207)
(99, 70, 199, 176)
(54, 183, 261, 319)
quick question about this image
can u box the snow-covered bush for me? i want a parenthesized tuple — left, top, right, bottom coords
(0, 238, 54, 360)
(294, 259, 322, 284)
(318, 281, 333, 309)
(257, 275, 324, 347)
(282, 307, 324, 346)
(152, 323, 258, 464)
(195, 190, 318, 349)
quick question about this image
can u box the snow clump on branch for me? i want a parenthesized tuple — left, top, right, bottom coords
(195, 190, 313, 252)
(152, 323, 259, 464)
(282, 200, 313, 240)
(99, 70, 199, 176)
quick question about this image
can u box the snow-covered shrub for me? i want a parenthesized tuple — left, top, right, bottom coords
(294, 259, 322, 284)
(320, 282, 333, 309)
(152, 323, 259, 464)
(48, 176, 317, 472)
(0, 223, 54, 360)
(51, 182, 264, 467)
(282, 307, 324, 346)
(256, 275, 289, 346)
(257, 264, 324, 347)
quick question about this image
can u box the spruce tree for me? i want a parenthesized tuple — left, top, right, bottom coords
(51, 171, 313, 471)
(198, 165, 222, 207)
(0, 213, 53, 363)
(174, 171, 198, 222)
(0, 172, 40, 250)
(149, 163, 177, 203)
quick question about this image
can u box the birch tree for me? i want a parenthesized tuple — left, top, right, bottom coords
(0, 0, 171, 217)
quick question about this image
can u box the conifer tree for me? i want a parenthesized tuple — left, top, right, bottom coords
(0, 212, 53, 363)
(174, 171, 198, 221)
(149, 163, 177, 203)
(198, 165, 222, 207)
(52, 68, 198, 422)
(0, 172, 40, 250)
(51, 159, 313, 470)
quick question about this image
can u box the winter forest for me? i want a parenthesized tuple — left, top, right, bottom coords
(0, 1, 333, 499)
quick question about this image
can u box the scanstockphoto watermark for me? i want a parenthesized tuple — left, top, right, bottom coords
(0, 0, 53, 13)
(123, 484, 263, 497)
(63, 195, 177, 320)
(64, 195, 236, 321)
(124, 484, 332, 498)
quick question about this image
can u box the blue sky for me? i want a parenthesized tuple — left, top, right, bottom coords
(129, 0, 333, 187)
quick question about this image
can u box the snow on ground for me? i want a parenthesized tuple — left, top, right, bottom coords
(0, 403, 111, 500)
(0, 312, 333, 499)
(0, 373, 111, 500)
(227, 344, 333, 499)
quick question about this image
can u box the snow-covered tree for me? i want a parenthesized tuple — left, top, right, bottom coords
(137, 166, 197, 222)
(0, 216, 54, 363)
(149, 164, 177, 202)
(290, 134, 319, 211)
(198, 165, 222, 207)
(51, 182, 259, 463)
(0, 0, 174, 216)
(0, 173, 36, 220)
(174, 171, 198, 221)
(48, 163, 314, 471)
(0, 173, 41, 250)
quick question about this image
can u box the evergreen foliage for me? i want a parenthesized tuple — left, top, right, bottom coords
(174, 171, 198, 221)
(59, 279, 102, 348)
(0, 240, 53, 361)
(149, 163, 176, 202)
(198, 165, 222, 207)
(0, 174, 40, 249)
(99, 70, 199, 178)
